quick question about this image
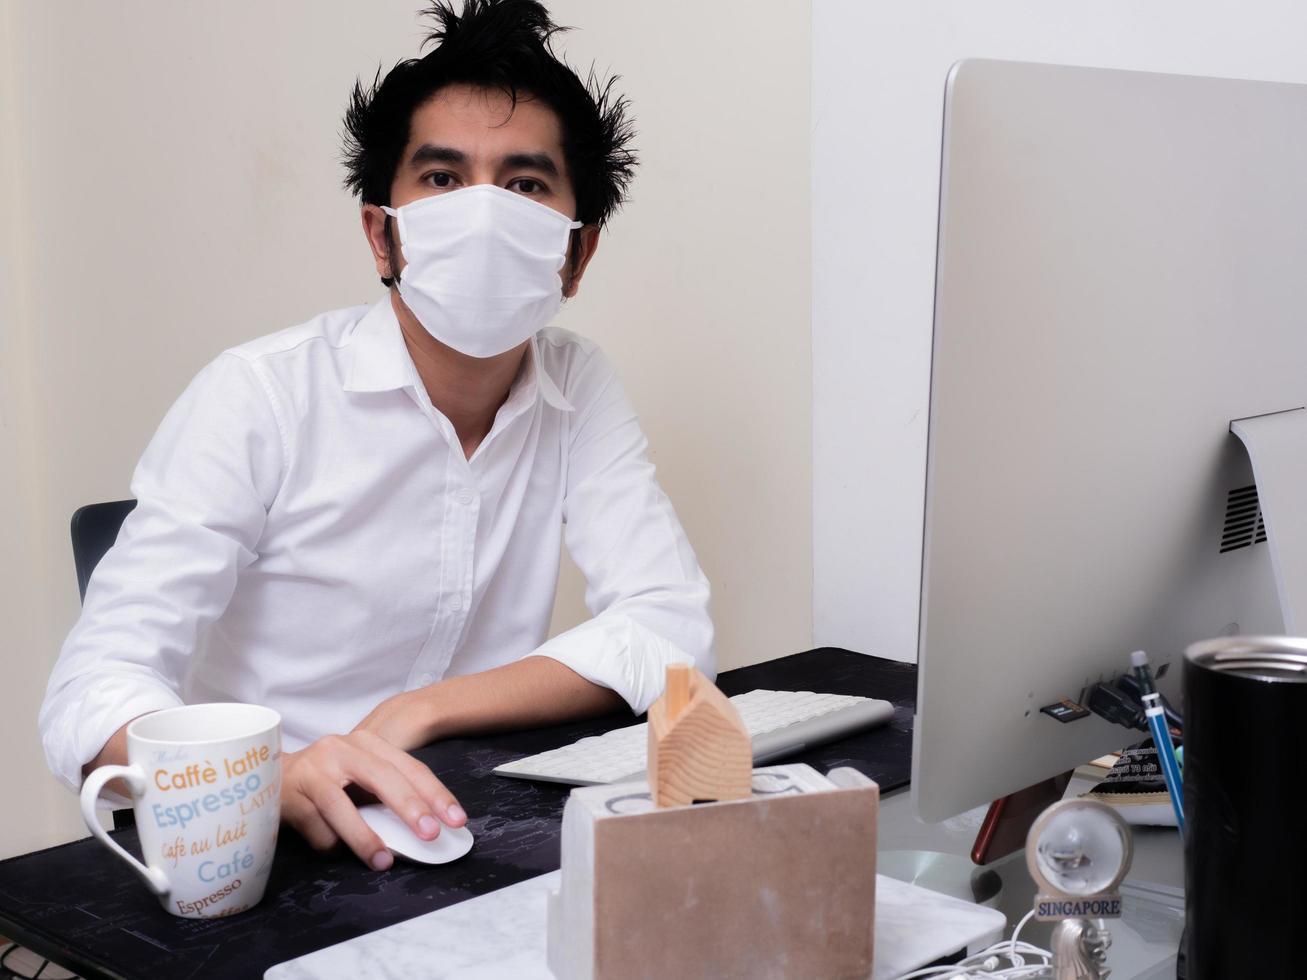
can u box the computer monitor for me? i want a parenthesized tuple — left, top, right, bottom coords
(913, 59, 1307, 823)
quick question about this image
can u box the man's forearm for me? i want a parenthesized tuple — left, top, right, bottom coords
(80, 718, 144, 798)
(424, 655, 626, 741)
(354, 656, 627, 750)
(82, 723, 131, 778)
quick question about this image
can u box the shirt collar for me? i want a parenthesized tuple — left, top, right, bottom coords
(525, 334, 574, 412)
(343, 296, 573, 412)
(342, 298, 414, 394)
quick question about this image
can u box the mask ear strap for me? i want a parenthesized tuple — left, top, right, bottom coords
(564, 225, 588, 291)
(378, 206, 405, 277)
(380, 205, 401, 236)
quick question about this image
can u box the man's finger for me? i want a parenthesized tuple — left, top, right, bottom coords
(356, 731, 468, 829)
(283, 792, 340, 852)
(305, 774, 392, 870)
(339, 734, 448, 839)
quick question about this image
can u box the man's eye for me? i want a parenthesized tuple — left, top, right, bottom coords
(425, 172, 456, 189)
(510, 178, 544, 195)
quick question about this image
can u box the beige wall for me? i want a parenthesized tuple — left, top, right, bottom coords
(0, 1, 810, 856)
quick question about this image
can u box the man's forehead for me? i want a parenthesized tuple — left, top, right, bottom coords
(407, 84, 564, 159)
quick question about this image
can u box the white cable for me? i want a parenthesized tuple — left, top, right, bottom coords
(897, 961, 1050, 980)
(1009, 908, 1037, 963)
(894, 908, 1053, 980)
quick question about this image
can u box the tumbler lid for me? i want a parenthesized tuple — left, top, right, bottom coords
(1186, 635, 1307, 682)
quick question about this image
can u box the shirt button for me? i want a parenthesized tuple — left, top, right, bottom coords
(418, 673, 433, 686)
(449, 595, 464, 612)
(456, 488, 476, 505)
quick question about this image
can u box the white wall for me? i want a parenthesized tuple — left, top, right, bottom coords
(813, 0, 1307, 663)
(0, 0, 810, 858)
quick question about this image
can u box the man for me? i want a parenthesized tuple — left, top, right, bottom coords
(39, 0, 713, 872)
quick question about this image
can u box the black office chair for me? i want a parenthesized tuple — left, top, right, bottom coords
(70, 499, 138, 829)
(70, 499, 137, 601)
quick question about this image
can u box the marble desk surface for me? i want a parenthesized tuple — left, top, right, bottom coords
(267, 868, 1006, 980)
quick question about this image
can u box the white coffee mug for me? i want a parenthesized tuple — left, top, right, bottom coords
(79, 703, 282, 919)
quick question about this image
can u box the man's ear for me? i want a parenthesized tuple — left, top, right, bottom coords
(562, 225, 602, 299)
(361, 204, 397, 284)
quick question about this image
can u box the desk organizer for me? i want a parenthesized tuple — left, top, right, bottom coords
(546, 666, 879, 980)
(547, 763, 879, 979)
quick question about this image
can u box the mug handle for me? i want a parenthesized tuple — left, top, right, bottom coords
(80, 765, 170, 896)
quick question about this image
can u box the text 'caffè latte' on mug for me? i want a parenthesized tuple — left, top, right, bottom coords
(153, 745, 274, 791)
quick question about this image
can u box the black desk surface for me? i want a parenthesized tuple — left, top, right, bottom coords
(0, 648, 917, 980)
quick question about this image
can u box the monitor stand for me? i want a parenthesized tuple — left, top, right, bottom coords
(877, 849, 1003, 905)
(1230, 407, 1307, 632)
(880, 773, 1071, 908)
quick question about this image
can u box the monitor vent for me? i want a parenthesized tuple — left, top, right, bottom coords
(1221, 484, 1267, 553)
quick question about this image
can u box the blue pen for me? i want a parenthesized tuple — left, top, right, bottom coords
(1131, 649, 1184, 834)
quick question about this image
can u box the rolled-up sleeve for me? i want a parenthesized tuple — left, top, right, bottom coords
(529, 348, 714, 713)
(39, 352, 285, 795)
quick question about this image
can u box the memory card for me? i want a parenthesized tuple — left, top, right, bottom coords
(1041, 698, 1090, 723)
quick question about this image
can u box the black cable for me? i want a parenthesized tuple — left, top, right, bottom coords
(1116, 672, 1183, 731)
(1086, 680, 1146, 730)
(1087, 673, 1185, 735)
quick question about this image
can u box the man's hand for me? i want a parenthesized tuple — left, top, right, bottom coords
(353, 689, 436, 752)
(280, 729, 466, 869)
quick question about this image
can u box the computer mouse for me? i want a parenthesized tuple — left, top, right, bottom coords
(357, 804, 475, 865)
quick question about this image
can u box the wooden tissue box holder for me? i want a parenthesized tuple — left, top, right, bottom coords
(546, 763, 879, 980)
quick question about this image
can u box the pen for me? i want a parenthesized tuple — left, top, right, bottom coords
(1131, 649, 1184, 834)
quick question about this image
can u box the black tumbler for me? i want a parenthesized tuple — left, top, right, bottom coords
(1183, 636, 1307, 978)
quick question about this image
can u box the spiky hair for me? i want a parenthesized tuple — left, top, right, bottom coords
(342, 0, 637, 228)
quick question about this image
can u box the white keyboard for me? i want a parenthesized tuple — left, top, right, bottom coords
(492, 689, 895, 786)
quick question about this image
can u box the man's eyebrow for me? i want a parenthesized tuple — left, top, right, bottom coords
(408, 144, 468, 167)
(407, 145, 562, 177)
(502, 152, 560, 177)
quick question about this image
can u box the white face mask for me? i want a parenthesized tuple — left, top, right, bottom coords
(382, 185, 583, 359)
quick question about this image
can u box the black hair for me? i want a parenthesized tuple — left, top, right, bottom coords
(343, 0, 637, 287)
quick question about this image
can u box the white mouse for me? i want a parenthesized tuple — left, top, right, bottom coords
(357, 804, 475, 865)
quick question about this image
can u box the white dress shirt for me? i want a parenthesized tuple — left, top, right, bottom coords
(40, 298, 713, 795)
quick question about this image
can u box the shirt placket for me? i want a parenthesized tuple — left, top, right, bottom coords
(407, 409, 479, 689)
